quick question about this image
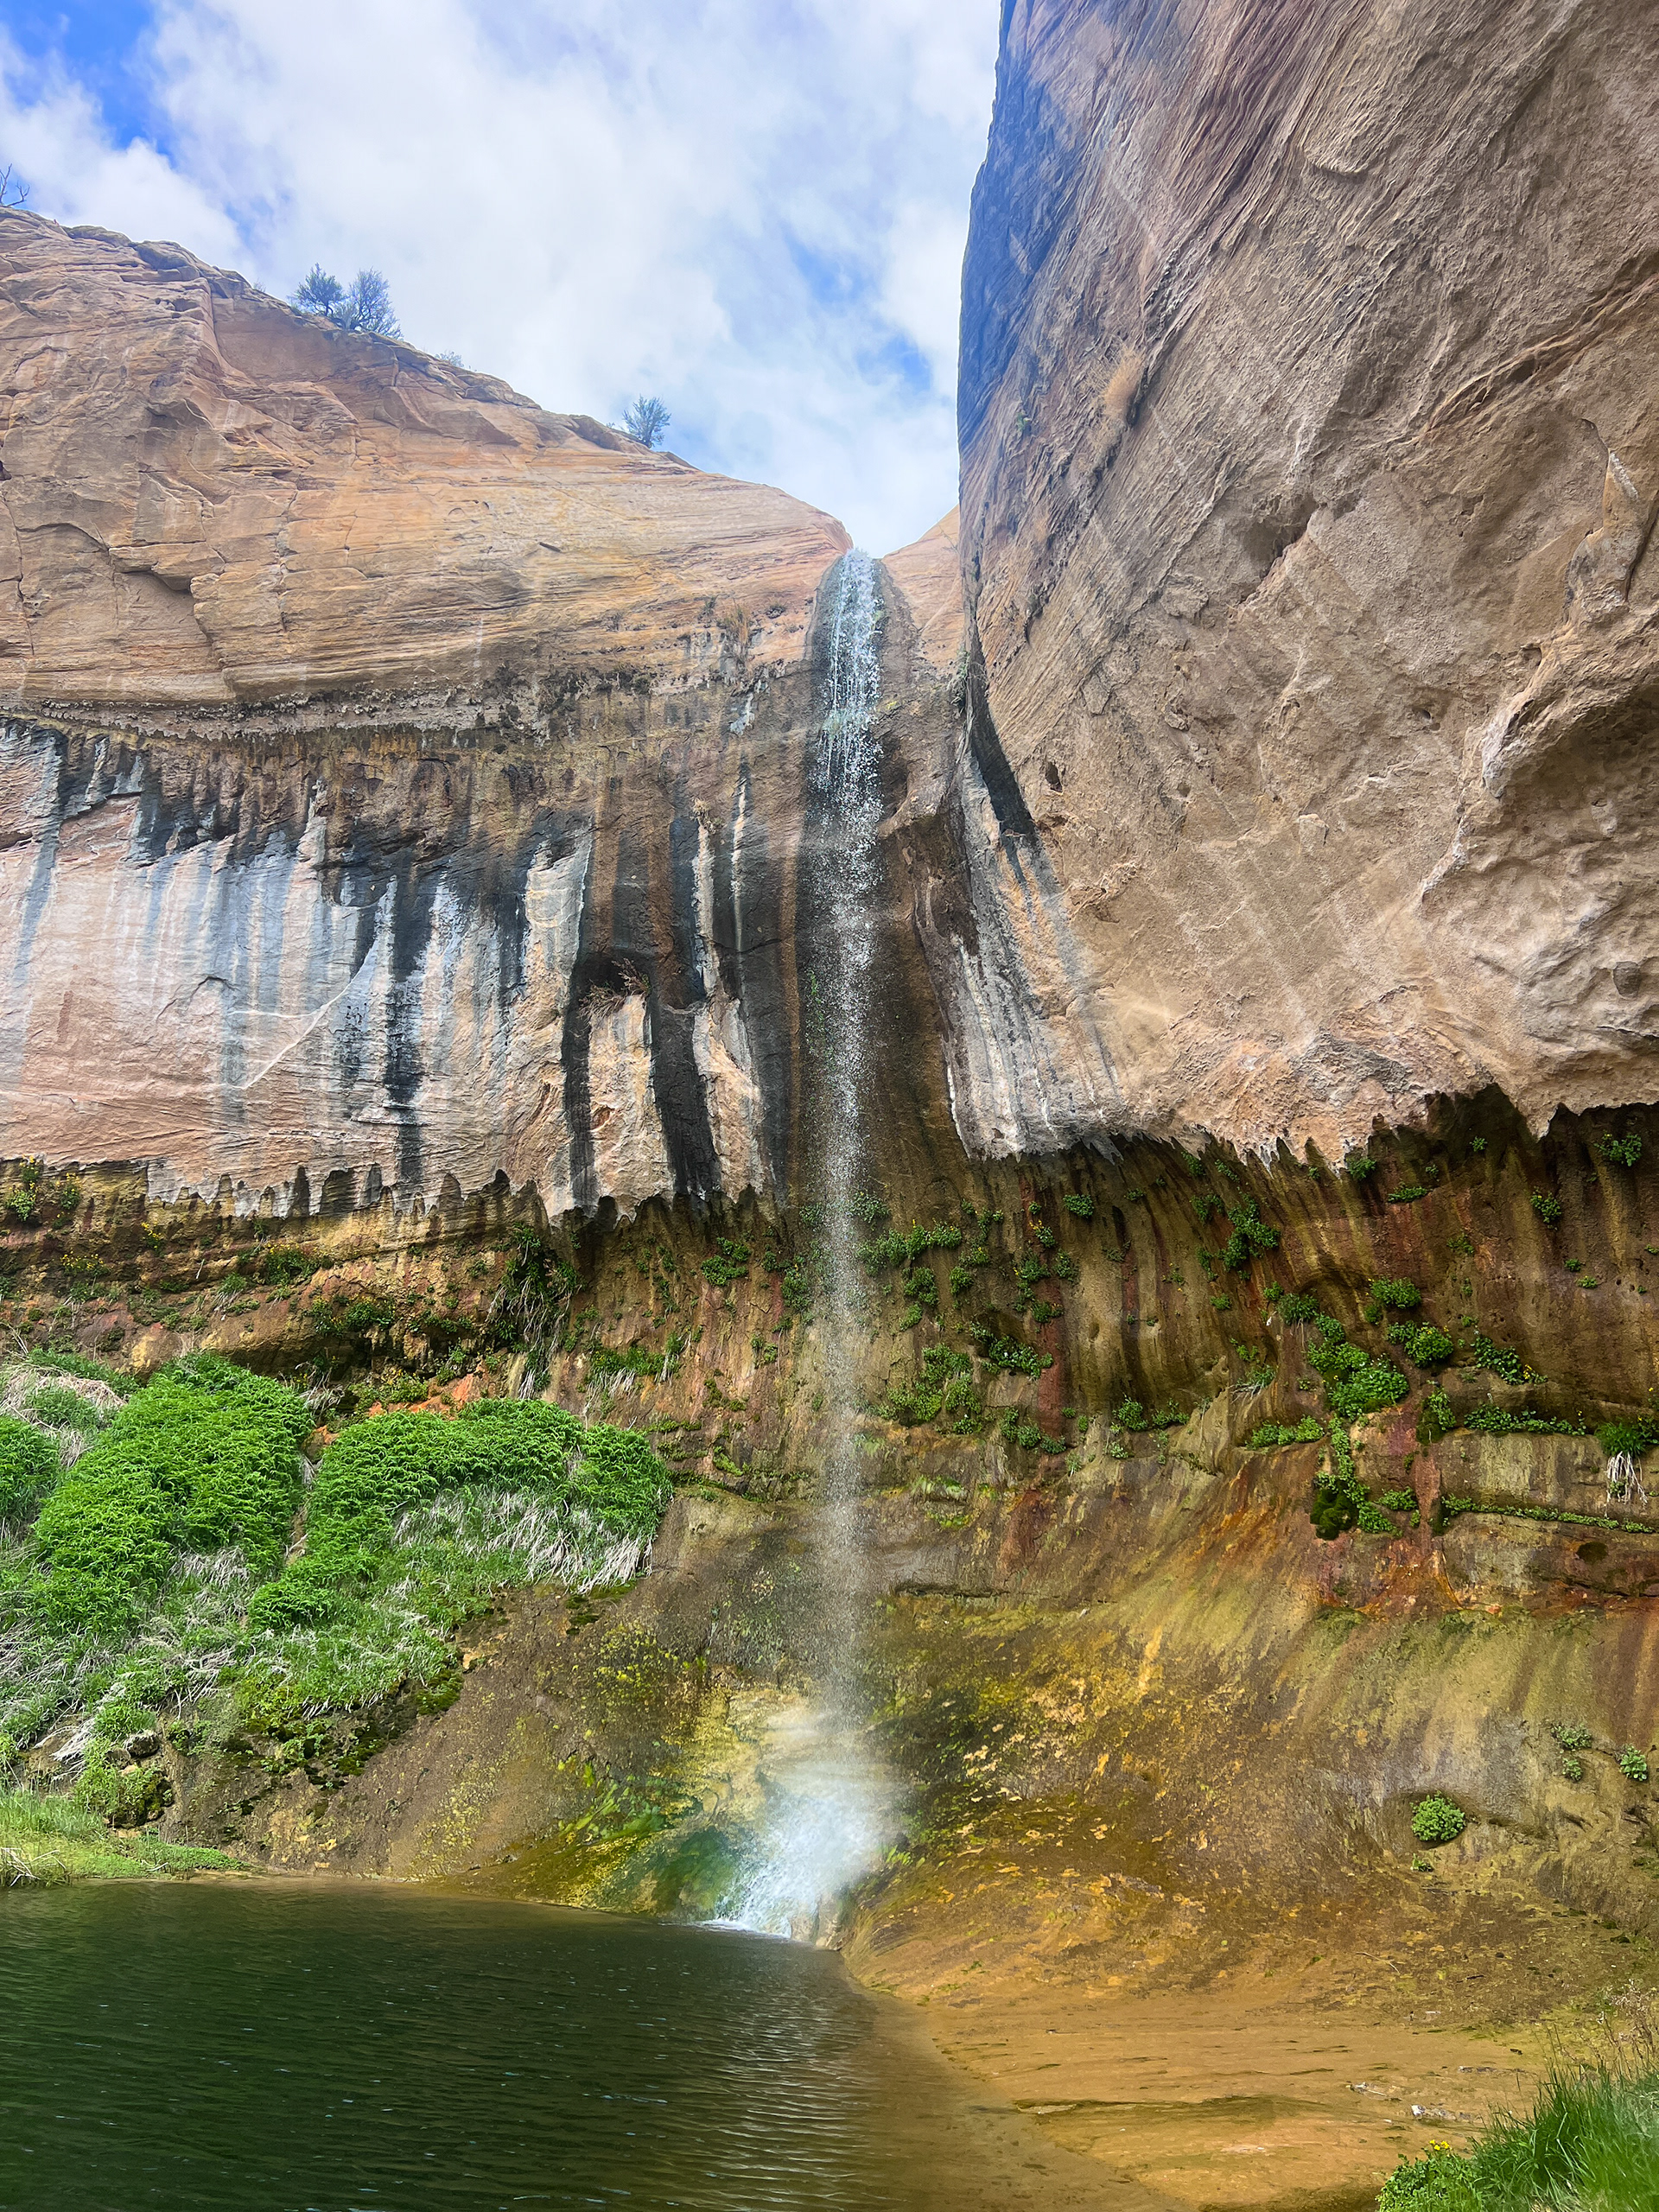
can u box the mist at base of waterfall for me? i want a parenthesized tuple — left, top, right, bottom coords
(721, 1696, 899, 1942)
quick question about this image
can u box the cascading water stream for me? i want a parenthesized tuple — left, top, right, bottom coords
(726, 551, 897, 1938)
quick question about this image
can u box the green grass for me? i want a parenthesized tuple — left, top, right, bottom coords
(0, 1784, 234, 1885)
(1379, 2067, 1659, 2208)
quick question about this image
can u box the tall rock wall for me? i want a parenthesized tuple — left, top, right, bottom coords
(1, 214, 1096, 1216)
(960, 0, 1659, 1154)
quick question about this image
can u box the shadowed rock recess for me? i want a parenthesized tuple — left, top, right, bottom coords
(2, 0, 1659, 2200)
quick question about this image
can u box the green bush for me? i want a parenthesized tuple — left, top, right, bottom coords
(255, 1243, 318, 1287)
(1356, 1500, 1395, 1533)
(1419, 1389, 1456, 1441)
(30, 1359, 310, 1630)
(1389, 1322, 1455, 1367)
(1312, 1423, 1365, 1538)
(1307, 1328, 1409, 1421)
(1222, 1201, 1279, 1273)
(1061, 1192, 1094, 1219)
(1621, 1748, 1649, 1784)
(1464, 1330, 1529, 1386)
(1597, 1132, 1643, 1169)
(298, 1401, 588, 1583)
(1464, 1404, 1584, 1437)
(973, 1332, 1052, 1378)
(858, 1223, 963, 1274)
(881, 1350, 981, 1434)
(1368, 1277, 1422, 1316)
(1381, 1489, 1417, 1512)
(1386, 1185, 1428, 1205)
(1000, 1408, 1066, 1455)
(1378, 2139, 1482, 2209)
(1411, 1793, 1466, 1846)
(1277, 1291, 1321, 1324)
(1530, 1192, 1563, 1224)
(701, 1239, 751, 1287)
(0, 1417, 60, 1520)
(1247, 1417, 1323, 1448)
(1599, 1414, 1659, 1459)
(573, 1423, 674, 1539)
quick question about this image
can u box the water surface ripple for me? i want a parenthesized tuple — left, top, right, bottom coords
(0, 1884, 977, 2210)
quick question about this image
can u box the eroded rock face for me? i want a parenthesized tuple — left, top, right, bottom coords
(0, 216, 984, 1214)
(0, 212, 1124, 1214)
(959, 0, 1659, 1153)
(0, 213, 847, 715)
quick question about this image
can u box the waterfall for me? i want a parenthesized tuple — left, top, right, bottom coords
(726, 551, 896, 1938)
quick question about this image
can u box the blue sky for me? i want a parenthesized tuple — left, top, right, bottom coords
(0, 1, 999, 549)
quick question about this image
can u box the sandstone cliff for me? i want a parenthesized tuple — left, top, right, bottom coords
(960, 0, 1659, 1153)
(0, 212, 846, 715)
(1, 214, 1076, 1216)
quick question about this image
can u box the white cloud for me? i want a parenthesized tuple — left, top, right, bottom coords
(0, 35, 240, 264)
(1, 1, 999, 550)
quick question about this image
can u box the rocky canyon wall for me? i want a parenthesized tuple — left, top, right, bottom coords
(0, 212, 1115, 1223)
(960, 0, 1659, 1154)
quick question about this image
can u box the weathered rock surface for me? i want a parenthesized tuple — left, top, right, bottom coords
(960, 0, 1659, 1153)
(880, 507, 963, 671)
(0, 211, 848, 715)
(0, 215, 1059, 1213)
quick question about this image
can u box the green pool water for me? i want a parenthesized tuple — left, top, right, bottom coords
(0, 1882, 1040, 2210)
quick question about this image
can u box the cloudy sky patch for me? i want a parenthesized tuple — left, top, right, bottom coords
(1, 0, 998, 550)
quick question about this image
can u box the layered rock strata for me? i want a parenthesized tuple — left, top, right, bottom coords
(0, 213, 1116, 1214)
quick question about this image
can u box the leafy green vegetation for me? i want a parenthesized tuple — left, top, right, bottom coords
(1386, 1185, 1428, 1204)
(1222, 1200, 1280, 1272)
(1247, 1417, 1324, 1448)
(1419, 1388, 1456, 1441)
(0, 1417, 60, 1520)
(1307, 1319, 1409, 1421)
(1411, 1793, 1466, 1846)
(1599, 1414, 1659, 1459)
(1061, 1193, 1094, 1219)
(1389, 1322, 1456, 1366)
(859, 1223, 963, 1273)
(1621, 1748, 1650, 1784)
(1597, 1132, 1643, 1169)
(1462, 1405, 1585, 1437)
(701, 1239, 751, 1287)
(1530, 1192, 1564, 1224)
(1001, 1408, 1067, 1455)
(1367, 1277, 1422, 1319)
(0, 1358, 673, 1770)
(880, 1349, 983, 1435)
(1379, 2068, 1659, 2209)
(254, 1242, 320, 1288)
(24, 1384, 107, 1434)
(972, 1330, 1052, 1379)
(1312, 1422, 1364, 1539)
(31, 1357, 312, 1633)
(1464, 1330, 1531, 1386)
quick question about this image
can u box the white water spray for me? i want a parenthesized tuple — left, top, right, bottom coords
(727, 551, 897, 1938)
